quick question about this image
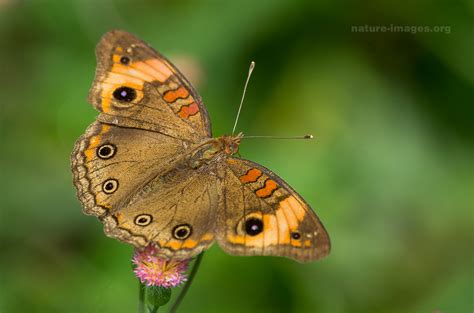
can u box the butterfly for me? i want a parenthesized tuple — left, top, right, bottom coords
(71, 30, 330, 262)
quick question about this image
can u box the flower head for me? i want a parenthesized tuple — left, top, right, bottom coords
(132, 244, 189, 288)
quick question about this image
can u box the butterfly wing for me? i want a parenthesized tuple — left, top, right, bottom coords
(72, 121, 216, 256)
(101, 164, 219, 258)
(216, 158, 330, 263)
(89, 30, 211, 142)
(72, 30, 217, 252)
(71, 121, 185, 217)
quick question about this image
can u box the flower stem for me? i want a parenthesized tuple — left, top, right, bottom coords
(138, 280, 146, 313)
(168, 252, 205, 313)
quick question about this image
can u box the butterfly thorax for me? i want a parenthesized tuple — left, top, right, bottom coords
(188, 133, 242, 169)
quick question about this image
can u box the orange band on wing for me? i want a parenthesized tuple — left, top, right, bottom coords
(158, 233, 214, 250)
(263, 214, 279, 246)
(163, 86, 189, 103)
(129, 61, 169, 82)
(84, 124, 110, 161)
(201, 233, 214, 241)
(104, 72, 145, 87)
(98, 55, 177, 112)
(145, 59, 174, 80)
(227, 196, 310, 248)
(177, 102, 199, 118)
(255, 179, 278, 198)
(159, 239, 182, 250)
(112, 63, 155, 82)
(239, 168, 262, 183)
(181, 239, 198, 249)
(283, 196, 306, 221)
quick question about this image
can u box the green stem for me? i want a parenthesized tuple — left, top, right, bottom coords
(168, 252, 205, 313)
(138, 280, 145, 313)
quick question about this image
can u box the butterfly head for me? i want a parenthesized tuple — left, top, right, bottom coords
(219, 132, 243, 155)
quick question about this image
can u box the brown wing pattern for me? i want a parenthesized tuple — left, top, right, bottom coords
(71, 121, 217, 256)
(216, 158, 330, 262)
(101, 165, 219, 258)
(89, 30, 211, 142)
(71, 121, 184, 217)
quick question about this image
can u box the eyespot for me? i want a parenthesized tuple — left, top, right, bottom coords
(113, 86, 136, 102)
(102, 179, 118, 194)
(134, 214, 152, 226)
(291, 232, 301, 240)
(120, 56, 130, 65)
(97, 144, 116, 159)
(244, 218, 264, 236)
(172, 224, 192, 240)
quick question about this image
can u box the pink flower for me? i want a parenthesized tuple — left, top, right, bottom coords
(132, 245, 189, 288)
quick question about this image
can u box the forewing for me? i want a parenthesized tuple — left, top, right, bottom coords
(89, 30, 211, 141)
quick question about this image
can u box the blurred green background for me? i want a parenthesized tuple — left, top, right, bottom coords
(1, 0, 473, 312)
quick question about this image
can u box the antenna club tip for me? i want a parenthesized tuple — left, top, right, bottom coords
(249, 61, 255, 72)
(305, 135, 314, 139)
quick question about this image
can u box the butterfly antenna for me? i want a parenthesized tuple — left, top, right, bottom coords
(241, 135, 314, 140)
(232, 61, 255, 135)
